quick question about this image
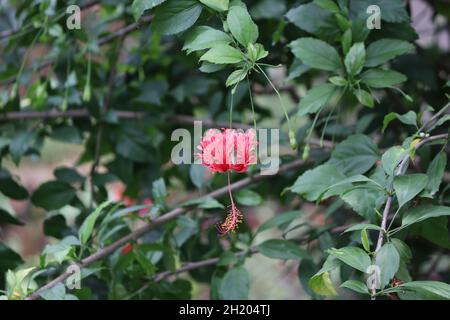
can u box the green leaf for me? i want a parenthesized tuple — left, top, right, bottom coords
(382, 111, 417, 132)
(131, 0, 166, 21)
(328, 247, 371, 273)
(361, 228, 370, 252)
(217, 251, 238, 267)
(318, 174, 377, 203)
(361, 69, 407, 89)
(0, 171, 29, 200)
(341, 280, 369, 295)
(0, 244, 23, 276)
(152, 178, 167, 206)
(227, 4, 258, 47)
(182, 197, 224, 209)
(393, 174, 428, 208)
(9, 131, 36, 165)
(43, 214, 68, 238)
(199, 44, 243, 64)
(43, 236, 79, 265)
(298, 260, 319, 297)
(251, 0, 286, 19)
(290, 164, 346, 201)
(189, 164, 207, 188)
(235, 189, 262, 206)
(199, 62, 226, 73)
(349, 0, 409, 23)
(400, 205, 450, 231)
(390, 238, 412, 262)
(249, 43, 268, 61)
(6, 267, 35, 299)
(381, 146, 407, 175)
(257, 239, 310, 260)
(49, 126, 82, 144)
(411, 217, 450, 249)
(152, 0, 202, 35)
(78, 201, 112, 245)
(341, 28, 352, 55)
(308, 256, 341, 296)
(342, 187, 386, 220)
(313, 0, 340, 13)
(353, 88, 374, 107)
(219, 266, 249, 300)
(287, 59, 311, 81)
(199, 0, 228, 12)
(344, 223, 383, 233)
(375, 243, 400, 288)
(329, 76, 347, 86)
(286, 3, 340, 42)
(0, 208, 23, 226)
(134, 80, 169, 106)
(226, 69, 247, 87)
(365, 39, 414, 67)
(397, 281, 450, 300)
(258, 210, 302, 233)
(290, 38, 343, 71)
(183, 26, 232, 54)
(344, 42, 365, 76)
(328, 134, 379, 175)
(31, 181, 76, 210)
(309, 272, 337, 296)
(39, 283, 77, 300)
(298, 84, 337, 116)
(428, 114, 450, 132)
(425, 152, 446, 196)
(54, 167, 84, 184)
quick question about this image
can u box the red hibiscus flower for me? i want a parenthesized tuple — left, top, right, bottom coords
(197, 128, 257, 173)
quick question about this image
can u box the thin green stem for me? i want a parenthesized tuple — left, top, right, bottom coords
(255, 64, 291, 131)
(418, 101, 450, 133)
(12, 27, 45, 98)
(386, 207, 401, 231)
(308, 88, 345, 146)
(320, 103, 337, 147)
(246, 75, 257, 131)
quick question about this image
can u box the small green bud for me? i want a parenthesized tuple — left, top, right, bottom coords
(61, 96, 68, 111)
(289, 130, 297, 150)
(302, 144, 310, 160)
(83, 83, 91, 102)
(405, 94, 413, 103)
(9, 83, 18, 100)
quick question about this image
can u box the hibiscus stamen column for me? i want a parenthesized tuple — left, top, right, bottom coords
(216, 170, 244, 235)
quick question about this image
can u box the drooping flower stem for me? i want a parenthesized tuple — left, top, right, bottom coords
(227, 170, 234, 207)
(255, 64, 297, 149)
